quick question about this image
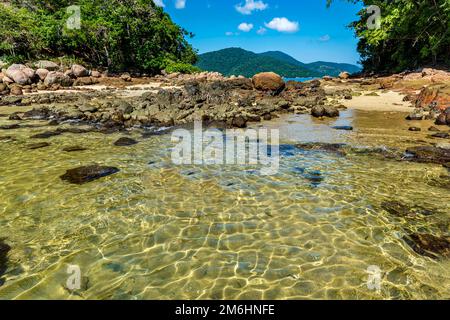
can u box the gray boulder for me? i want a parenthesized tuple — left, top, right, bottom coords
(71, 64, 89, 77)
(44, 71, 73, 87)
(35, 60, 59, 71)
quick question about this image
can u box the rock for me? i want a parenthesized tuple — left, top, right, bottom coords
(338, 72, 350, 79)
(431, 132, 450, 139)
(232, 116, 247, 128)
(71, 64, 89, 77)
(404, 233, 450, 259)
(91, 71, 101, 78)
(409, 127, 421, 132)
(30, 131, 62, 139)
(5, 64, 34, 85)
(323, 106, 339, 117)
(415, 85, 440, 109)
(60, 165, 120, 184)
(10, 86, 23, 96)
(296, 143, 347, 156)
(381, 201, 434, 218)
(114, 137, 138, 146)
(73, 77, 99, 86)
(323, 76, 333, 81)
(28, 142, 50, 149)
(405, 146, 450, 164)
(332, 126, 353, 131)
(252, 72, 285, 92)
(428, 126, 440, 132)
(8, 114, 21, 120)
(35, 69, 49, 81)
(78, 104, 98, 113)
(2, 76, 13, 85)
(35, 60, 59, 71)
(0, 124, 20, 130)
(121, 73, 132, 82)
(44, 71, 73, 87)
(435, 113, 447, 125)
(311, 105, 325, 117)
(63, 146, 87, 152)
(0, 238, 11, 286)
(0, 83, 9, 95)
(406, 111, 424, 121)
(444, 162, 450, 169)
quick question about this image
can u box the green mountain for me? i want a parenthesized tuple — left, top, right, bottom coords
(306, 61, 362, 76)
(197, 48, 361, 78)
(196, 48, 320, 78)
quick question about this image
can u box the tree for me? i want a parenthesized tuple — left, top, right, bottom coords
(328, 0, 450, 72)
(0, 0, 198, 73)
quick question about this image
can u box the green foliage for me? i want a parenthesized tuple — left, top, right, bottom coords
(197, 48, 321, 78)
(0, 0, 198, 73)
(329, 0, 450, 72)
(164, 61, 201, 74)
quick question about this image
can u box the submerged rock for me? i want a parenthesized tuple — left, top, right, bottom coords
(63, 146, 87, 152)
(381, 201, 434, 218)
(296, 143, 347, 156)
(30, 131, 62, 139)
(28, 142, 50, 149)
(404, 233, 450, 259)
(430, 132, 450, 139)
(0, 124, 20, 130)
(408, 127, 421, 132)
(405, 146, 450, 164)
(114, 137, 139, 146)
(60, 165, 120, 184)
(0, 238, 11, 286)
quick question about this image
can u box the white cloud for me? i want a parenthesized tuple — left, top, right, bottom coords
(153, 0, 165, 7)
(225, 31, 234, 36)
(257, 27, 267, 35)
(265, 17, 299, 33)
(235, 0, 268, 15)
(319, 34, 331, 42)
(175, 0, 186, 9)
(238, 22, 254, 32)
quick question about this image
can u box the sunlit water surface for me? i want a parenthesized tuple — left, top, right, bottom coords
(0, 108, 449, 299)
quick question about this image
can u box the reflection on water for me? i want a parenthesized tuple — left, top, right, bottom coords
(0, 109, 449, 299)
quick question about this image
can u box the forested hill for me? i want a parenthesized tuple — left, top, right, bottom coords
(197, 48, 361, 78)
(0, 0, 198, 73)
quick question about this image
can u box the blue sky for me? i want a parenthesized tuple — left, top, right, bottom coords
(158, 0, 364, 65)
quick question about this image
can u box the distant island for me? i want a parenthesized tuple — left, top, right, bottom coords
(196, 48, 361, 78)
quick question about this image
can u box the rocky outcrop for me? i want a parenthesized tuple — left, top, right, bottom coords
(252, 72, 285, 92)
(405, 146, 450, 164)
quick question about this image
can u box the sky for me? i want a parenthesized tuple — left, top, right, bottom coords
(157, 0, 364, 65)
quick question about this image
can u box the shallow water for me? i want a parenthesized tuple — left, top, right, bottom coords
(0, 109, 449, 300)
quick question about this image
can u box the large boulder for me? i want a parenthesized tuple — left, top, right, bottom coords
(71, 64, 89, 77)
(252, 72, 285, 92)
(5, 64, 35, 85)
(35, 60, 59, 71)
(44, 71, 73, 87)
